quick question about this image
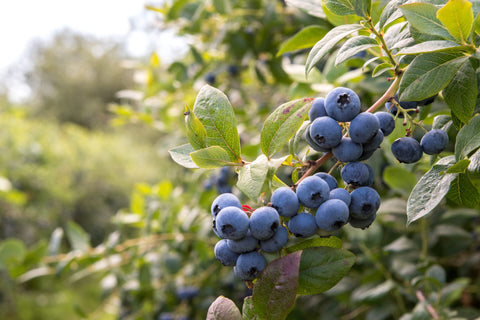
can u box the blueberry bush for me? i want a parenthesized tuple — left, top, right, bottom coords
(2, 0, 480, 319)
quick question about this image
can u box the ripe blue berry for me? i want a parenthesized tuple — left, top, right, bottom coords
(305, 125, 330, 152)
(341, 162, 371, 187)
(391, 137, 423, 163)
(296, 176, 330, 208)
(420, 129, 448, 155)
(329, 188, 351, 206)
(308, 97, 327, 121)
(362, 129, 384, 152)
(287, 212, 318, 237)
(271, 187, 299, 218)
(349, 213, 376, 229)
(309, 116, 343, 149)
(385, 93, 416, 117)
(325, 87, 361, 122)
(214, 239, 240, 266)
(349, 187, 381, 220)
(249, 207, 280, 240)
(315, 199, 350, 231)
(417, 94, 437, 106)
(234, 251, 267, 281)
(314, 172, 338, 191)
(176, 287, 199, 300)
(260, 225, 288, 252)
(215, 207, 250, 240)
(332, 137, 363, 162)
(349, 112, 380, 144)
(211, 193, 242, 217)
(374, 111, 395, 136)
(227, 231, 259, 253)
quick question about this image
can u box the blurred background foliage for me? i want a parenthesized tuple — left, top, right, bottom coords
(0, 0, 479, 319)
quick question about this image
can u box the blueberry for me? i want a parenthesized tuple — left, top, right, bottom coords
(287, 212, 318, 237)
(349, 112, 380, 144)
(362, 129, 384, 152)
(385, 93, 416, 117)
(271, 187, 299, 218)
(260, 225, 288, 252)
(215, 207, 250, 240)
(349, 187, 381, 220)
(214, 239, 240, 266)
(325, 87, 361, 122)
(158, 313, 175, 320)
(227, 231, 259, 253)
(374, 111, 395, 136)
(391, 137, 423, 163)
(420, 129, 448, 155)
(315, 199, 350, 231)
(341, 162, 370, 187)
(365, 163, 374, 187)
(305, 125, 330, 152)
(211, 193, 242, 217)
(234, 251, 267, 281)
(357, 149, 376, 161)
(308, 97, 327, 121)
(228, 65, 239, 77)
(212, 218, 224, 239)
(176, 286, 199, 300)
(309, 116, 343, 148)
(296, 176, 330, 208)
(249, 207, 280, 240)
(329, 188, 351, 206)
(417, 94, 437, 106)
(205, 73, 216, 84)
(332, 137, 363, 162)
(349, 213, 376, 229)
(314, 172, 338, 191)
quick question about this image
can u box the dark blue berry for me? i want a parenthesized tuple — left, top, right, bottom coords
(287, 212, 318, 237)
(309, 116, 343, 148)
(325, 87, 361, 122)
(271, 187, 299, 218)
(329, 188, 351, 206)
(215, 207, 250, 240)
(234, 251, 266, 281)
(375, 111, 396, 136)
(332, 137, 363, 162)
(349, 187, 380, 220)
(314, 172, 338, 191)
(296, 176, 330, 208)
(362, 129, 384, 152)
(308, 97, 327, 121)
(214, 239, 240, 266)
(305, 125, 330, 152)
(391, 137, 423, 163)
(260, 225, 288, 252)
(211, 193, 242, 217)
(315, 199, 349, 231)
(341, 162, 370, 187)
(420, 129, 448, 155)
(249, 207, 280, 240)
(349, 213, 376, 229)
(227, 231, 258, 253)
(349, 112, 380, 144)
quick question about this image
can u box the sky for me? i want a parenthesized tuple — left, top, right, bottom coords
(0, 0, 188, 100)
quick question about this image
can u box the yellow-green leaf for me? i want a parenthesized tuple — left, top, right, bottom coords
(437, 0, 473, 43)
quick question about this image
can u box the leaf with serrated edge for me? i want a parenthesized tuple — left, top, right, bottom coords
(455, 115, 480, 161)
(168, 144, 199, 169)
(335, 36, 378, 66)
(277, 26, 328, 57)
(437, 0, 473, 43)
(399, 3, 454, 40)
(446, 173, 480, 208)
(190, 146, 235, 169)
(297, 247, 355, 295)
(305, 24, 364, 75)
(261, 98, 313, 158)
(407, 156, 457, 224)
(397, 40, 462, 55)
(443, 59, 477, 124)
(399, 51, 467, 101)
(253, 251, 301, 320)
(193, 85, 242, 162)
(206, 296, 242, 320)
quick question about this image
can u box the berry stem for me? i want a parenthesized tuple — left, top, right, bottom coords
(365, 74, 403, 114)
(294, 152, 333, 188)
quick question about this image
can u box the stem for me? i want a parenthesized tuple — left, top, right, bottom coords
(366, 74, 403, 114)
(366, 18, 398, 71)
(294, 152, 333, 188)
(416, 290, 440, 319)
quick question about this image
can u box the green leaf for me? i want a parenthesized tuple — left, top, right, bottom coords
(407, 156, 457, 224)
(467, 148, 480, 174)
(305, 24, 364, 75)
(253, 251, 301, 320)
(242, 296, 257, 320)
(399, 2, 454, 40)
(66, 221, 90, 251)
(206, 296, 242, 320)
(297, 247, 355, 295)
(354, 0, 371, 18)
(324, 0, 356, 16)
(372, 63, 394, 77)
(335, 36, 378, 66)
(193, 85, 242, 162)
(474, 12, 480, 35)
(185, 105, 207, 150)
(190, 146, 235, 169)
(261, 98, 313, 158)
(277, 26, 328, 57)
(169, 144, 199, 169)
(399, 51, 468, 101)
(237, 155, 269, 201)
(285, 0, 326, 19)
(285, 236, 342, 253)
(437, 0, 473, 43)
(446, 173, 480, 207)
(212, 0, 231, 14)
(289, 121, 310, 160)
(446, 158, 471, 173)
(443, 59, 477, 124)
(396, 40, 463, 55)
(455, 115, 480, 161)
(379, 0, 409, 30)
(383, 166, 417, 198)
(48, 227, 64, 256)
(0, 239, 26, 270)
(351, 280, 395, 303)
